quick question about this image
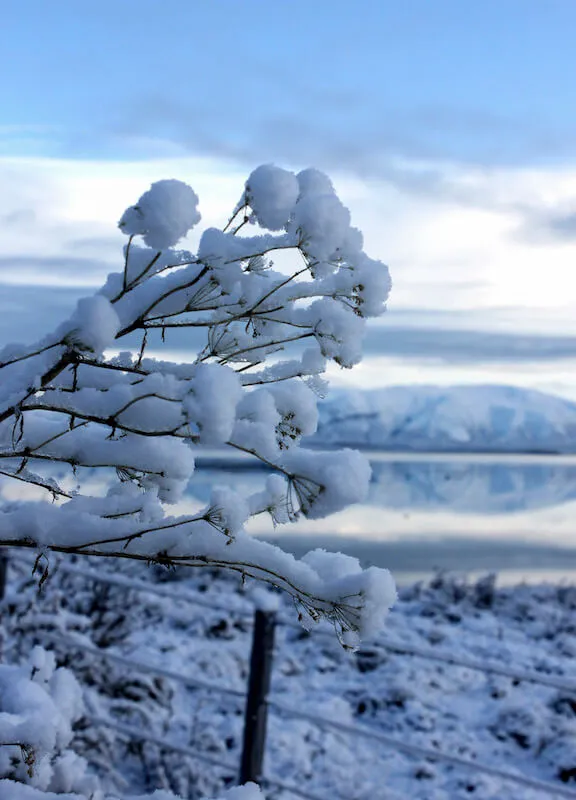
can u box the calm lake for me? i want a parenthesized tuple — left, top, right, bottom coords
(188, 451, 576, 585)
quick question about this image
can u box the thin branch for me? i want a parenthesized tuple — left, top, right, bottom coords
(112, 391, 181, 418)
(143, 320, 214, 329)
(130, 250, 161, 288)
(121, 235, 134, 292)
(0, 469, 71, 499)
(248, 265, 309, 314)
(20, 401, 194, 441)
(0, 341, 64, 371)
(136, 330, 148, 368)
(72, 512, 208, 551)
(77, 358, 149, 377)
(21, 420, 90, 455)
(216, 332, 315, 364)
(222, 202, 247, 233)
(0, 451, 167, 477)
(0, 541, 348, 622)
(223, 243, 297, 265)
(241, 372, 307, 387)
(234, 360, 264, 374)
(0, 351, 75, 425)
(231, 217, 249, 235)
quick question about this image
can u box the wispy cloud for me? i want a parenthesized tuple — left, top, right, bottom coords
(0, 255, 111, 286)
(516, 203, 576, 243)
(365, 323, 576, 363)
(100, 90, 576, 181)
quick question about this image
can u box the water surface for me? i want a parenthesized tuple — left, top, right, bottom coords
(189, 451, 576, 584)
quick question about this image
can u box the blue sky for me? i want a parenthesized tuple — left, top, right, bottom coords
(3, 1, 576, 398)
(3, 1, 576, 166)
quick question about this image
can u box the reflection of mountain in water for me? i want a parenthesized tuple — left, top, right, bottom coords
(367, 461, 576, 514)
(189, 459, 576, 516)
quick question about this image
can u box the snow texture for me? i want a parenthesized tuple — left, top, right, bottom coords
(0, 782, 262, 799)
(243, 165, 299, 231)
(59, 296, 121, 354)
(119, 180, 201, 250)
(0, 649, 96, 796)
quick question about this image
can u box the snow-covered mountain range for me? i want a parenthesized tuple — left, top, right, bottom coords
(314, 385, 576, 453)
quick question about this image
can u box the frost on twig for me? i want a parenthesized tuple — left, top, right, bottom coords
(0, 165, 396, 641)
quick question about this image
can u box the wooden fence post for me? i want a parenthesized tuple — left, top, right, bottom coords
(239, 608, 276, 785)
(0, 551, 7, 601)
(0, 551, 6, 661)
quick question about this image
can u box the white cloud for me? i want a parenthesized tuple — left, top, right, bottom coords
(344, 161, 576, 312)
(1, 152, 576, 307)
(0, 154, 249, 285)
(1, 151, 576, 393)
(325, 354, 576, 402)
(250, 500, 576, 545)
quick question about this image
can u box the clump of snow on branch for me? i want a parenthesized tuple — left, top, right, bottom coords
(119, 179, 201, 249)
(59, 296, 120, 354)
(243, 164, 299, 230)
(0, 164, 394, 644)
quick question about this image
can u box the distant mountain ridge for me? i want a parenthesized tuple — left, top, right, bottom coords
(314, 385, 576, 453)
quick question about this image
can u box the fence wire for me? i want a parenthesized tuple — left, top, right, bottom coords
(88, 714, 237, 774)
(19, 556, 253, 621)
(45, 630, 245, 700)
(15, 554, 575, 695)
(268, 698, 576, 799)
(90, 714, 329, 800)
(279, 614, 576, 693)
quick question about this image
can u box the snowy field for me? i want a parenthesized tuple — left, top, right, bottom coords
(2, 556, 575, 800)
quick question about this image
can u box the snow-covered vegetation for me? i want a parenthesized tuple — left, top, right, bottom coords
(2, 558, 575, 799)
(314, 385, 576, 453)
(0, 166, 396, 795)
(0, 637, 262, 800)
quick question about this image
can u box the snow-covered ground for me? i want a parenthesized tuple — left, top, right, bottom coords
(2, 557, 575, 799)
(313, 385, 576, 453)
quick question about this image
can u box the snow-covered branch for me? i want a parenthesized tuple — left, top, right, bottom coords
(0, 165, 395, 643)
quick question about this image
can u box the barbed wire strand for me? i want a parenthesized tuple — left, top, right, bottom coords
(279, 616, 576, 693)
(44, 630, 245, 700)
(267, 699, 576, 799)
(87, 714, 236, 773)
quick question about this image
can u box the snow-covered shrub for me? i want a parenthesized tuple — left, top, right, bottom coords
(2, 559, 218, 798)
(0, 781, 262, 799)
(0, 164, 395, 641)
(0, 647, 97, 795)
